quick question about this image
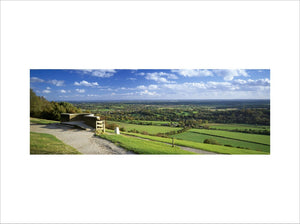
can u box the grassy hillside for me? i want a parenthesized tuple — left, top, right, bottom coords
(97, 133, 195, 154)
(30, 117, 59, 125)
(30, 132, 81, 154)
(123, 132, 268, 154)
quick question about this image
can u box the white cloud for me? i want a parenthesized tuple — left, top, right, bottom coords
(149, 76, 169, 83)
(74, 80, 99, 87)
(232, 78, 270, 88)
(172, 69, 249, 81)
(233, 79, 247, 84)
(48, 79, 64, 86)
(79, 69, 116, 78)
(92, 70, 116, 78)
(139, 90, 158, 96)
(113, 92, 135, 97)
(128, 77, 137, 81)
(46, 87, 51, 90)
(247, 78, 270, 86)
(164, 82, 207, 91)
(30, 77, 64, 86)
(30, 77, 44, 83)
(213, 69, 249, 81)
(119, 84, 159, 91)
(76, 89, 85, 93)
(148, 84, 158, 90)
(163, 78, 270, 93)
(172, 69, 213, 77)
(60, 90, 66, 93)
(42, 90, 51, 93)
(141, 72, 177, 83)
(136, 85, 147, 90)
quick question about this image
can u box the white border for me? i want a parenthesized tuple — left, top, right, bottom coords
(1, 1, 299, 223)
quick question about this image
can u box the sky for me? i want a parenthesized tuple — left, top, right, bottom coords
(30, 69, 270, 101)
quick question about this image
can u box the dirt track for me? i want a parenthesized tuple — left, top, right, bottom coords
(30, 123, 134, 154)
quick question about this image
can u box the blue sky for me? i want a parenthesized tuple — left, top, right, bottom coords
(30, 69, 270, 101)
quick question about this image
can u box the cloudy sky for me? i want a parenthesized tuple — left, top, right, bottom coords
(30, 69, 270, 101)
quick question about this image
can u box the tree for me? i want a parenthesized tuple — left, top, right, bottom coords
(30, 89, 82, 120)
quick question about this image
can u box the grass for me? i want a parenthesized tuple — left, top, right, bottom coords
(123, 132, 268, 154)
(171, 131, 270, 152)
(30, 132, 81, 154)
(124, 120, 178, 126)
(106, 121, 181, 134)
(97, 133, 196, 154)
(190, 129, 270, 145)
(208, 123, 270, 131)
(30, 117, 59, 125)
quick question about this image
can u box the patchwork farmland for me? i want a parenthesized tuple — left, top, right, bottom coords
(103, 120, 270, 154)
(74, 100, 270, 155)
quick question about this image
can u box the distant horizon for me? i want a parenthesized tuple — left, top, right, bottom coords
(63, 99, 270, 103)
(30, 69, 270, 101)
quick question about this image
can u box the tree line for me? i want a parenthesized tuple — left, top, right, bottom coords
(100, 107, 270, 126)
(30, 89, 81, 121)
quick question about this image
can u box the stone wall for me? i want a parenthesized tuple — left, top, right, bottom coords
(83, 115, 100, 128)
(61, 113, 101, 128)
(61, 113, 91, 121)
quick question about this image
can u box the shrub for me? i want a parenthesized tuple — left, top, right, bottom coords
(203, 125, 210, 129)
(106, 123, 118, 130)
(203, 138, 220, 145)
(156, 133, 166, 137)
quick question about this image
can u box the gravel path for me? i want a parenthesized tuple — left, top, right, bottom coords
(30, 123, 134, 154)
(179, 146, 216, 154)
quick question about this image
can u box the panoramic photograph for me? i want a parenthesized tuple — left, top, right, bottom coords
(30, 69, 270, 155)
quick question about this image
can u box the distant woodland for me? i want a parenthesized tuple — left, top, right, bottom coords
(73, 101, 270, 126)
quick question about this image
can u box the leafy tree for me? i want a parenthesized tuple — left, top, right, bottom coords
(30, 89, 81, 121)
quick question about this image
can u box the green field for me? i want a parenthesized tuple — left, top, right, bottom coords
(97, 133, 195, 154)
(30, 132, 81, 154)
(208, 123, 270, 131)
(106, 121, 181, 134)
(30, 117, 59, 125)
(104, 121, 270, 154)
(190, 129, 270, 145)
(171, 131, 270, 152)
(126, 120, 177, 126)
(124, 132, 268, 154)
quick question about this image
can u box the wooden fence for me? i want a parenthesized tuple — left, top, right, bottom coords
(96, 120, 105, 133)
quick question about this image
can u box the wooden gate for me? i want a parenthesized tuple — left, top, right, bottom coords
(96, 120, 105, 133)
